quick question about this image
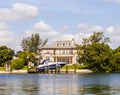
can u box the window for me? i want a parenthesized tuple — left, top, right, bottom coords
(55, 50, 60, 55)
(56, 43, 59, 46)
(69, 50, 73, 55)
(69, 43, 71, 46)
(62, 50, 65, 55)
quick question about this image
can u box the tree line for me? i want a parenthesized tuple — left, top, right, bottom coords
(0, 32, 120, 72)
(76, 32, 120, 73)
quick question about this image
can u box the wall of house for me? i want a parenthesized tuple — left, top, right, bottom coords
(41, 48, 78, 64)
(41, 49, 53, 61)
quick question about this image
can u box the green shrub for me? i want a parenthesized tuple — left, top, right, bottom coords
(0, 67, 5, 70)
(11, 58, 24, 70)
(78, 64, 89, 69)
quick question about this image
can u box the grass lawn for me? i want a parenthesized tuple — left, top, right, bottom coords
(21, 66, 28, 70)
(61, 64, 89, 70)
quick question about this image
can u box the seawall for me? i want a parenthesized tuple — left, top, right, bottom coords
(0, 69, 93, 74)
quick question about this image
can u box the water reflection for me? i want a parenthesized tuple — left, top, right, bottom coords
(76, 73, 120, 95)
(0, 73, 119, 95)
(79, 85, 111, 95)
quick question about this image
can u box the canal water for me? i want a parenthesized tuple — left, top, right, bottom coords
(0, 73, 120, 95)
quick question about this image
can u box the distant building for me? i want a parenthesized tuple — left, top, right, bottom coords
(41, 39, 78, 64)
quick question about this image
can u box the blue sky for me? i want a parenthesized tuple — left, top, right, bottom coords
(0, 0, 120, 51)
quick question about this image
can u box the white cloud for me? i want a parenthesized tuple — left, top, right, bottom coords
(106, 25, 120, 48)
(25, 21, 120, 49)
(0, 23, 19, 51)
(25, 21, 60, 41)
(0, 23, 13, 43)
(78, 23, 103, 33)
(25, 21, 96, 45)
(77, 23, 104, 41)
(77, 23, 120, 48)
(0, 23, 9, 30)
(106, 26, 120, 35)
(33, 21, 52, 32)
(111, 36, 120, 42)
(0, 3, 39, 21)
(25, 21, 78, 43)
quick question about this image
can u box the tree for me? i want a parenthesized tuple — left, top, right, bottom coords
(76, 32, 111, 72)
(89, 32, 110, 44)
(27, 53, 37, 68)
(28, 53, 36, 63)
(18, 52, 29, 66)
(11, 52, 30, 70)
(21, 33, 48, 54)
(0, 46, 14, 66)
(86, 43, 111, 72)
(109, 47, 120, 72)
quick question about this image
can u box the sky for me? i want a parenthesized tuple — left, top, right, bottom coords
(0, 0, 120, 51)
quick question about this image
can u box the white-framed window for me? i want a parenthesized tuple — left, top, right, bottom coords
(55, 50, 60, 55)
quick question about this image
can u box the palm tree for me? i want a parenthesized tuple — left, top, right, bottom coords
(27, 53, 37, 69)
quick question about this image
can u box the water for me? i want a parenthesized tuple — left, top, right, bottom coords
(0, 73, 120, 95)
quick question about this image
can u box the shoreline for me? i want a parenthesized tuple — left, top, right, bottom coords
(0, 69, 93, 74)
(0, 70, 28, 74)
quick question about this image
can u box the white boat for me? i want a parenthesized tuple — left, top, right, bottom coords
(37, 59, 67, 72)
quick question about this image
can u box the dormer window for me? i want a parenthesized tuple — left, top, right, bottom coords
(69, 43, 71, 46)
(57, 43, 59, 46)
(63, 43, 65, 46)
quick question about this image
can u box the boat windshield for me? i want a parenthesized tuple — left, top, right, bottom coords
(40, 59, 53, 64)
(41, 59, 48, 64)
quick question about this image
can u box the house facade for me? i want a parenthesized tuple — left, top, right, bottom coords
(41, 40, 78, 64)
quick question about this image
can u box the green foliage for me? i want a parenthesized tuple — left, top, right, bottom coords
(21, 33, 48, 54)
(28, 53, 37, 63)
(61, 65, 75, 69)
(11, 58, 25, 70)
(109, 49, 120, 72)
(27, 66, 35, 70)
(21, 66, 28, 70)
(61, 64, 89, 69)
(0, 67, 5, 70)
(76, 32, 113, 72)
(12, 52, 38, 70)
(18, 52, 29, 65)
(0, 46, 14, 66)
(11, 52, 31, 70)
